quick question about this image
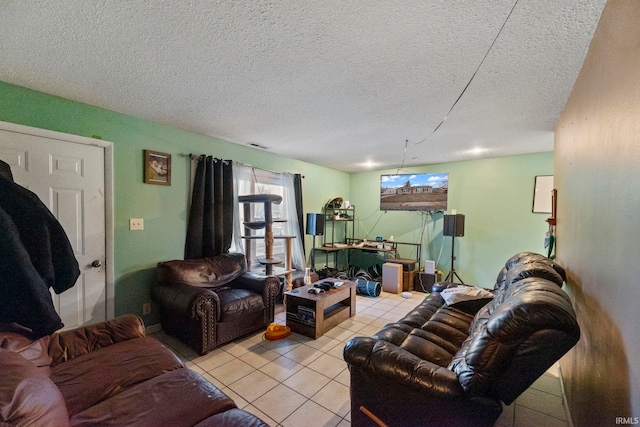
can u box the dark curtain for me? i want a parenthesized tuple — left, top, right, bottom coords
(293, 174, 305, 254)
(185, 156, 234, 259)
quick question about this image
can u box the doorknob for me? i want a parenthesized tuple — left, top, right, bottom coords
(91, 260, 102, 268)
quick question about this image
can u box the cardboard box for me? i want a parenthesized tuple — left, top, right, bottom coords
(382, 262, 402, 294)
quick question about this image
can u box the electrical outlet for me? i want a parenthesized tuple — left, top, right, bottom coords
(143, 303, 151, 315)
(130, 218, 144, 230)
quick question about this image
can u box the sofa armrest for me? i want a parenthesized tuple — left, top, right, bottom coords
(48, 314, 145, 366)
(344, 336, 464, 400)
(231, 272, 281, 302)
(231, 273, 280, 325)
(152, 280, 220, 321)
(151, 280, 220, 355)
(0, 348, 70, 426)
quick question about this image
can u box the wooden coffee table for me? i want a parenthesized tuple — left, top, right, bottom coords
(284, 279, 356, 339)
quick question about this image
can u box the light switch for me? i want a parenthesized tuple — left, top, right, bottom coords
(130, 218, 144, 230)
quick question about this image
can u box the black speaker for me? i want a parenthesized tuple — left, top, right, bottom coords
(414, 272, 440, 292)
(306, 213, 324, 236)
(443, 214, 465, 237)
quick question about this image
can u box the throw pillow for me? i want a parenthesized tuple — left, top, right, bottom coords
(441, 285, 494, 313)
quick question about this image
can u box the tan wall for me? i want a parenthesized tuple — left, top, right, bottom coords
(555, 0, 640, 424)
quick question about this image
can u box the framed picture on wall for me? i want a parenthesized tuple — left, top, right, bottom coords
(532, 175, 553, 213)
(144, 150, 171, 185)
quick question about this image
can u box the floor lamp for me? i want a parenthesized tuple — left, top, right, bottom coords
(443, 214, 465, 284)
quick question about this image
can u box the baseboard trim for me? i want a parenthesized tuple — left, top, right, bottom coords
(557, 363, 574, 427)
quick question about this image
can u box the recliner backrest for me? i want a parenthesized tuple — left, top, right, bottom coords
(495, 252, 567, 290)
(448, 277, 579, 404)
(156, 253, 247, 288)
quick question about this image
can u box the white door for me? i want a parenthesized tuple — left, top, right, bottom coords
(0, 126, 108, 329)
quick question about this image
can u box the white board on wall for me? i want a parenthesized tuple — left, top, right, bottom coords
(533, 175, 554, 213)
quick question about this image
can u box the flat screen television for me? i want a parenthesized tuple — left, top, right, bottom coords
(380, 173, 448, 211)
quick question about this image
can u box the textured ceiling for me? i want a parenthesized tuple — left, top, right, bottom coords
(0, 1, 606, 172)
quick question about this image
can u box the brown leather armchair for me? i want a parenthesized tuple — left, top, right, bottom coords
(151, 253, 281, 355)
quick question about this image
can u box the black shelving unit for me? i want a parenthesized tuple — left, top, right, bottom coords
(322, 206, 355, 248)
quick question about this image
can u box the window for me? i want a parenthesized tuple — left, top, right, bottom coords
(232, 163, 306, 274)
(240, 169, 286, 270)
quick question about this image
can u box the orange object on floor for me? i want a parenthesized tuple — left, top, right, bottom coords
(265, 323, 291, 340)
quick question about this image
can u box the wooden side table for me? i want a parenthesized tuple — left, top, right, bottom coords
(284, 280, 356, 339)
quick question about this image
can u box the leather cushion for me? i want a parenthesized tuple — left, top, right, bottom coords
(502, 252, 567, 284)
(51, 336, 184, 416)
(501, 261, 564, 291)
(48, 314, 145, 366)
(494, 266, 508, 290)
(373, 304, 474, 368)
(217, 288, 265, 322)
(394, 293, 445, 329)
(156, 253, 247, 288)
(194, 407, 269, 427)
(0, 348, 70, 426)
(68, 368, 237, 427)
(0, 332, 51, 373)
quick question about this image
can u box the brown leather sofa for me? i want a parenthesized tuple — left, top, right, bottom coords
(0, 314, 267, 426)
(344, 252, 580, 427)
(151, 253, 281, 355)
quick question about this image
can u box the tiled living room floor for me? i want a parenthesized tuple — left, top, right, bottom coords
(151, 291, 570, 427)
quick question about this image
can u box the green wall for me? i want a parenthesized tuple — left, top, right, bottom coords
(0, 80, 553, 326)
(0, 81, 350, 324)
(348, 153, 554, 287)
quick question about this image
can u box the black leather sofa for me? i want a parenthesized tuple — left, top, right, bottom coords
(151, 253, 281, 355)
(344, 252, 580, 427)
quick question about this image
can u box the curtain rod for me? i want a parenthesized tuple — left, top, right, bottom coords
(187, 154, 228, 163)
(188, 154, 304, 178)
(242, 162, 305, 178)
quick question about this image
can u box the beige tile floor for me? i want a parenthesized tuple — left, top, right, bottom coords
(151, 291, 570, 427)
